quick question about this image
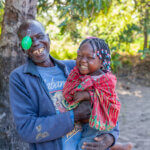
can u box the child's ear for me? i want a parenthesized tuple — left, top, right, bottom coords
(100, 60, 104, 69)
(100, 65, 104, 69)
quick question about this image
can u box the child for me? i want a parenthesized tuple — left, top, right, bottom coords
(63, 37, 121, 150)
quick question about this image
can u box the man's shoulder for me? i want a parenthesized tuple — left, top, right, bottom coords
(10, 64, 27, 79)
(61, 59, 75, 63)
(61, 59, 76, 68)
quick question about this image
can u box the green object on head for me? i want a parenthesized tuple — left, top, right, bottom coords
(21, 36, 32, 50)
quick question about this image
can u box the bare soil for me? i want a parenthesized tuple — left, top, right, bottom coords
(116, 78, 150, 150)
(116, 56, 150, 150)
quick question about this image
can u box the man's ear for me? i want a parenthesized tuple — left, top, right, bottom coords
(18, 42, 26, 53)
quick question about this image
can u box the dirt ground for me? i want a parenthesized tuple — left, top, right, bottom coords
(116, 77, 150, 150)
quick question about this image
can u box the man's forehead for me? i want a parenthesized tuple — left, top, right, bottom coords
(30, 21, 44, 30)
(20, 22, 45, 36)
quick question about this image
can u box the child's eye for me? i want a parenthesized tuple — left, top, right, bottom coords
(77, 55, 82, 58)
(87, 57, 94, 60)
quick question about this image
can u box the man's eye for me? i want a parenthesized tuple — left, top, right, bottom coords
(38, 35, 44, 38)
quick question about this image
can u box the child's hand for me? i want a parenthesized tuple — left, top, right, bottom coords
(73, 91, 90, 103)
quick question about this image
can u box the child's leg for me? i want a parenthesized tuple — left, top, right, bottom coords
(77, 123, 105, 150)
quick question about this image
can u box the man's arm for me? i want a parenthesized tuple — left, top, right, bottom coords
(9, 72, 74, 143)
(9, 71, 92, 144)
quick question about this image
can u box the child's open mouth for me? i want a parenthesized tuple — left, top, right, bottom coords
(80, 65, 88, 69)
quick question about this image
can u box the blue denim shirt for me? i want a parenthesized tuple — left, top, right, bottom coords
(9, 56, 119, 150)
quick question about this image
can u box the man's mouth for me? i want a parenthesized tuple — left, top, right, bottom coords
(33, 48, 44, 55)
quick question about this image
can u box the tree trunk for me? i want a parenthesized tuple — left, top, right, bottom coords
(0, 0, 37, 149)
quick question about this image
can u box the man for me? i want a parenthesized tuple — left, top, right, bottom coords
(9, 19, 119, 150)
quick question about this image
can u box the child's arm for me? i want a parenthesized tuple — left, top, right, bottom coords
(73, 91, 91, 103)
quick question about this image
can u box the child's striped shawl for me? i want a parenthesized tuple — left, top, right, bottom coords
(63, 66, 121, 131)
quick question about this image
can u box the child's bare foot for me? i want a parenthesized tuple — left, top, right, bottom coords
(110, 142, 133, 150)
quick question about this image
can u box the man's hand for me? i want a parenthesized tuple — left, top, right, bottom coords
(73, 101, 91, 122)
(73, 91, 90, 102)
(81, 134, 114, 150)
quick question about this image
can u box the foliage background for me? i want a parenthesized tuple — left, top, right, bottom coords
(35, 0, 149, 72)
(0, 0, 149, 73)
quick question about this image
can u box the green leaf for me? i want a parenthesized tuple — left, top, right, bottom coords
(141, 54, 146, 60)
(84, 10, 88, 18)
(58, 18, 68, 27)
(138, 50, 143, 53)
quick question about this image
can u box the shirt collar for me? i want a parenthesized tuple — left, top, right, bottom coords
(23, 55, 69, 77)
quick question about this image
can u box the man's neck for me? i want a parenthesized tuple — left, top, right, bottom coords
(35, 58, 55, 67)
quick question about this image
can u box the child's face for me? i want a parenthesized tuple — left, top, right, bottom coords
(76, 42, 102, 75)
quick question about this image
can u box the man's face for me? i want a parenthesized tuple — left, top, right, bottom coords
(19, 21, 50, 64)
